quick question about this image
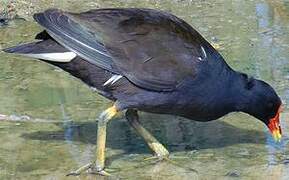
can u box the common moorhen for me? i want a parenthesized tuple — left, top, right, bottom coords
(3, 8, 282, 176)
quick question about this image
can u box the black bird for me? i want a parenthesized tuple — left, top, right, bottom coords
(3, 8, 282, 175)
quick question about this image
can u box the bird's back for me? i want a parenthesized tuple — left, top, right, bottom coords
(3, 8, 234, 120)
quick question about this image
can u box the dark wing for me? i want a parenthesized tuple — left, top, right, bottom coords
(33, 9, 118, 73)
(34, 8, 210, 91)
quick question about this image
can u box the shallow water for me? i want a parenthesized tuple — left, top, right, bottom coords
(0, 0, 289, 179)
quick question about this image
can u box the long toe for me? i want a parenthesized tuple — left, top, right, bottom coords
(88, 169, 112, 176)
(66, 163, 112, 177)
(66, 163, 93, 176)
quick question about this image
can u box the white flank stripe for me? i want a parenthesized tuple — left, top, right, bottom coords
(103, 75, 123, 86)
(201, 46, 207, 58)
(19, 52, 77, 62)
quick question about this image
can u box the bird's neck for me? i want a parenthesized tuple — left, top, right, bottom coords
(226, 71, 252, 113)
(206, 71, 252, 120)
(183, 69, 245, 121)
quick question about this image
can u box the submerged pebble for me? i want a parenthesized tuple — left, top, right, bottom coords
(0, 3, 26, 27)
(282, 159, 289, 165)
(0, 18, 9, 26)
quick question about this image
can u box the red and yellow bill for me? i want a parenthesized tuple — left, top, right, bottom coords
(268, 105, 282, 142)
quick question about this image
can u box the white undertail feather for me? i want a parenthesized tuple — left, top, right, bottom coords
(18, 52, 77, 62)
(103, 75, 123, 86)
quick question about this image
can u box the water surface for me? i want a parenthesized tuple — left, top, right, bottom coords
(0, 0, 289, 179)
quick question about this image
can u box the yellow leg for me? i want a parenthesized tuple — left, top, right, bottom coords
(67, 104, 118, 176)
(125, 109, 169, 158)
(124, 110, 198, 174)
(95, 105, 118, 171)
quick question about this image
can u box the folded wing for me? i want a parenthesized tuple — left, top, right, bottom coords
(34, 8, 209, 91)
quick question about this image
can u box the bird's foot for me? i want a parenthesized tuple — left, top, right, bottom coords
(143, 154, 171, 163)
(141, 140, 170, 164)
(143, 143, 169, 163)
(66, 163, 111, 176)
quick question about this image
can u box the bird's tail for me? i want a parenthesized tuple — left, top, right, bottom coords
(2, 39, 76, 62)
(2, 31, 116, 100)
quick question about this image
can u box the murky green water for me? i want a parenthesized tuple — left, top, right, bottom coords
(0, 0, 289, 179)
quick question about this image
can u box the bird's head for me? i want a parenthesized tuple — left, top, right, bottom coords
(237, 75, 282, 142)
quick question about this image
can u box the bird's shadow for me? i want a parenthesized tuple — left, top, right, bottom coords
(21, 112, 266, 154)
